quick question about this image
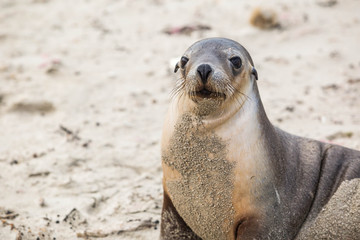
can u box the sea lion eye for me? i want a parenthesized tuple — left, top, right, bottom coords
(180, 56, 189, 68)
(229, 56, 242, 69)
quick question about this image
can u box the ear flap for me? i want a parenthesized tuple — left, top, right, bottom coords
(251, 67, 258, 80)
(174, 62, 180, 73)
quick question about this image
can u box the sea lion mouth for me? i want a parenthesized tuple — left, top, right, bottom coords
(192, 89, 226, 99)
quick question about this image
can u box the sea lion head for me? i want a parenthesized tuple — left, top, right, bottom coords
(173, 38, 258, 112)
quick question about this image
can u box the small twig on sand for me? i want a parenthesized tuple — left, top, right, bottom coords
(0, 208, 19, 220)
(28, 171, 50, 177)
(59, 125, 81, 141)
(76, 219, 159, 238)
(0, 211, 19, 220)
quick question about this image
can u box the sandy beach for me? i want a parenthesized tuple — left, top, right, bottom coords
(0, 0, 359, 239)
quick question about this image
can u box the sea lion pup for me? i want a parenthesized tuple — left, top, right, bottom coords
(160, 38, 360, 240)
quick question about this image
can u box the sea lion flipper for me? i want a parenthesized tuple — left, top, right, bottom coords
(160, 192, 202, 240)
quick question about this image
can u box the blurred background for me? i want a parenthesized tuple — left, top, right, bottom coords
(0, 0, 359, 239)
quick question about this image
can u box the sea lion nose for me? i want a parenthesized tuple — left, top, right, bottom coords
(197, 64, 212, 84)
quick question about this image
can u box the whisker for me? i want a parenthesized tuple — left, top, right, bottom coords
(226, 83, 250, 109)
(230, 84, 251, 102)
(170, 76, 186, 100)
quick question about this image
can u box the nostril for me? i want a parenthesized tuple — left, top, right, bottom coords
(197, 64, 212, 84)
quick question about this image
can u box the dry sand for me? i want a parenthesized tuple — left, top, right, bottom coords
(0, 0, 359, 239)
